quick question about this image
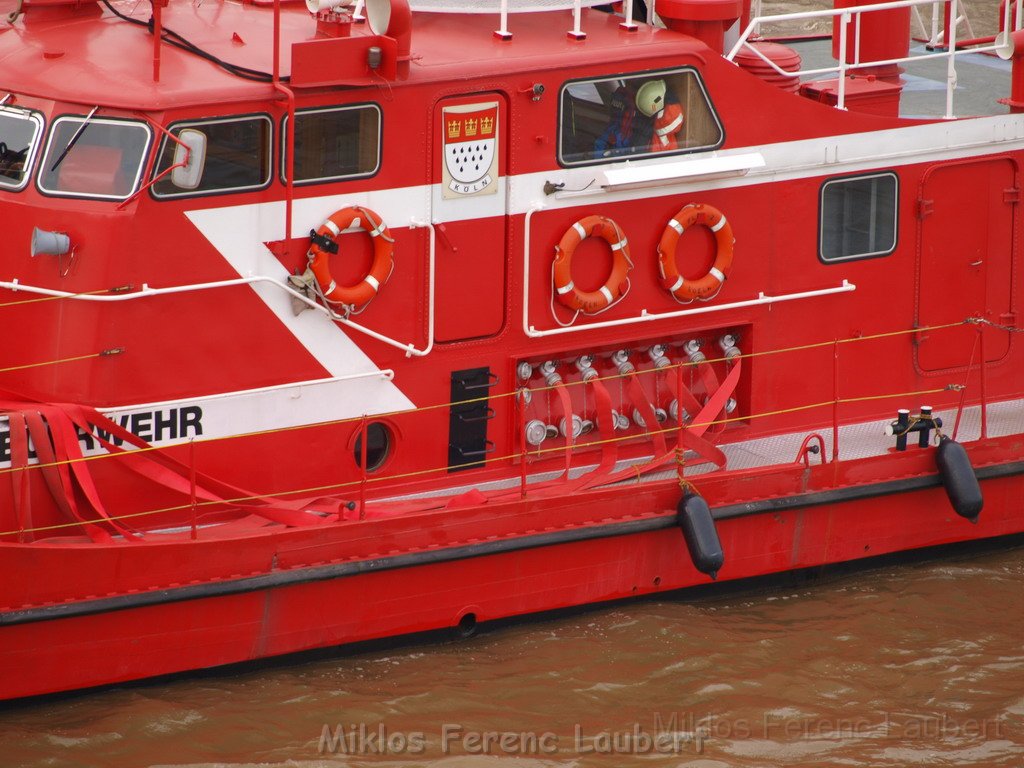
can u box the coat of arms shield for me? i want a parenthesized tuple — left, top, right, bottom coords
(442, 101, 499, 198)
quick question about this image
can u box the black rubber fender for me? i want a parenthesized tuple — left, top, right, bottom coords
(935, 436, 983, 523)
(677, 492, 725, 580)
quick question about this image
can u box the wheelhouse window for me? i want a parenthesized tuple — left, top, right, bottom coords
(559, 68, 723, 166)
(819, 172, 898, 262)
(37, 117, 151, 200)
(283, 104, 380, 185)
(0, 107, 43, 191)
(152, 115, 272, 198)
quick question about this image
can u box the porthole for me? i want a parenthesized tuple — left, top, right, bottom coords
(354, 422, 391, 472)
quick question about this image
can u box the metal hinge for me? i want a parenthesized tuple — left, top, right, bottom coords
(1004, 187, 1021, 204)
(917, 198, 934, 219)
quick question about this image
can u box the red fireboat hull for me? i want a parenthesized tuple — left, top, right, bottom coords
(3, 443, 1020, 701)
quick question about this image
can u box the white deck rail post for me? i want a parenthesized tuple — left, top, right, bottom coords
(495, 0, 512, 40)
(621, 0, 638, 30)
(568, 0, 586, 39)
(838, 11, 850, 109)
(946, 0, 958, 116)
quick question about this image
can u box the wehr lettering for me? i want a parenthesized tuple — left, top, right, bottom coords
(0, 406, 203, 462)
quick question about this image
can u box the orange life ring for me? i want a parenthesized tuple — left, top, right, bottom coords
(553, 215, 632, 314)
(308, 206, 394, 308)
(657, 203, 734, 303)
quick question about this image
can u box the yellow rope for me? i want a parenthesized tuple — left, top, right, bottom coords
(0, 316, 977, 508)
(0, 318, 971, 445)
(0, 385, 957, 538)
(0, 287, 113, 308)
(0, 352, 105, 374)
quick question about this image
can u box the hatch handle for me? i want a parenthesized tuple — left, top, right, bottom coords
(455, 440, 496, 458)
(461, 372, 499, 391)
(456, 406, 495, 424)
(435, 222, 458, 252)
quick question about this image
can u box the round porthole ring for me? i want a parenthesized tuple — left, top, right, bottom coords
(348, 418, 398, 473)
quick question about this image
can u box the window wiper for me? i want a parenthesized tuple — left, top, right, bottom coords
(49, 105, 98, 173)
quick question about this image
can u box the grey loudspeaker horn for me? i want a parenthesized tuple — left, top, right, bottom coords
(31, 228, 71, 257)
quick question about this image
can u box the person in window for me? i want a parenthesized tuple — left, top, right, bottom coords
(636, 79, 684, 152)
(593, 84, 647, 158)
(0, 142, 26, 181)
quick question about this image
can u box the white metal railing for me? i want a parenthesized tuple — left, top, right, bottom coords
(520, 203, 857, 338)
(726, 0, 1013, 119)
(913, 0, 974, 49)
(524, 280, 858, 339)
(1, 217, 437, 359)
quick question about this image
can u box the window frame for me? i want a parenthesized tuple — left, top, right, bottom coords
(150, 113, 274, 200)
(556, 66, 725, 169)
(0, 106, 45, 192)
(279, 102, 382, 186)
(35, 115, 153, 201)
(817, 171, 900, 264)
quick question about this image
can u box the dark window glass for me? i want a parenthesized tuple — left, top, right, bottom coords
(285, 105, 380, 184)
(354, 422, 391, 472)
(820, 173, 898, 262)
(153, 116, 271, 197)
(0, 109, 42, 190)
(37, 117, 150, 199)
(559, 69, 723, 166)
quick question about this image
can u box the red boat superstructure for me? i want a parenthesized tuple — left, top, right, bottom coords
(0, 0, 1022, 699)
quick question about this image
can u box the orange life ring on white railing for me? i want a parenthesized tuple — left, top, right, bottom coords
(553, 214, 632, 314)
(657, 203, 734, 303)
(308, 206, 394, 309)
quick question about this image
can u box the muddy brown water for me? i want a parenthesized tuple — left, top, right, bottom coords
(2, 544, 1022, 767)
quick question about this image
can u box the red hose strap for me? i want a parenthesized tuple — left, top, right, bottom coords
(626, 375, 668, 458)
(7, 411, 30, 542)
(588, 377, 618, 477)
(552, 381, 575, 482)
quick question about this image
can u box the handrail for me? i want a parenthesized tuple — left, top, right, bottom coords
(0, 276, 294, 302)
(726, 0, 994, 118)
(526, 276, 856, 339)
(297, 217, 435, 358)
(322, 217, 436, 358)
(0, 217, 437, 358)
(521, 204, 854, 338)
(521, 203, 546, 339)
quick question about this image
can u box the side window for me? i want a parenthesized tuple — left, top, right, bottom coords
(819, 172, 898, 262)
(37, 117, 151, 200)
(152, 115, 272, 198)
(559, 68, 723, 166)
(283, 104, 380, 185)
(0, 107, 44, 191)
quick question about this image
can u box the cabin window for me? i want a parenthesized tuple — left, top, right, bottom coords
(282, 104, 381, 185)
(36, 117, 151, 200)
(152, 115, 272, 198)
(559, 68, 723, 166)
(819, 172, 898, 262)
(0, 107, 43, 191)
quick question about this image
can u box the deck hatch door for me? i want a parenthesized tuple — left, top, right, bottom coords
(915, 159, 1016, 372)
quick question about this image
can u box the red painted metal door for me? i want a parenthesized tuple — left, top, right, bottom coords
(432, 93, 509, 343)
(916, 158, 1017, 372)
